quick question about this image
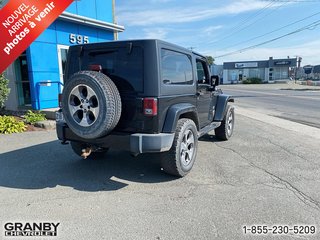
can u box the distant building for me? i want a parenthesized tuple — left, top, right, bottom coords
(313, 65, 320, 80)
(223, 57, 297, 83)
(297, 65, 320, 80)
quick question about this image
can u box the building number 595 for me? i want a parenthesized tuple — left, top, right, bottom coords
(69, 34, 89, 44)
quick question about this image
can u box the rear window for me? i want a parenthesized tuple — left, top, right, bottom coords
(82, 46, 144, 92)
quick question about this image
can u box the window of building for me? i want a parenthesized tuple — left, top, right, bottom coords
(15, 52, 31, 107)
(161, 49, 193, 85)
(57, 45, 69, 82)
(248, 68, 265, 79)
(273, 67, 288, 80)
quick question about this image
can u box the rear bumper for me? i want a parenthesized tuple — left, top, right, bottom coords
(130, 133, 174, 154)
(56, 122, 174, 154)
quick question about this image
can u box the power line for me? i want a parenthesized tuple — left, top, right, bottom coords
(208, 0, 278, 45)
(215, 19, 320, 58)
(207, 0, 320, 47)
(229, 1, 276, 30)
(265, 0, 320, 2)
(223, 10, 320, 49)
(217, 1, 288, 42)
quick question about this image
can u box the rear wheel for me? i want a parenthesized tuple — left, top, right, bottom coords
(160, 118, 198, 177)
(215, 105, 235, 140)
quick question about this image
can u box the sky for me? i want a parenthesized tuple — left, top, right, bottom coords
(115, 0, 320, 66)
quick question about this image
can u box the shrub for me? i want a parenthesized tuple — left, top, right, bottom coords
(0, 73, 10, 109)
(0, 115, 26, 134)
(242, 77, 262, 84)
(24, 110, 46, 124)
(242, 79, 250, 84)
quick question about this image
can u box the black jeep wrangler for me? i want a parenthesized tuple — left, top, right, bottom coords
(56, 39, 234, 177)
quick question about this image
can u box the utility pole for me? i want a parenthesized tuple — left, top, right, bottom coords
(295, 56, 302, 84)
(112, 0, 118, 40)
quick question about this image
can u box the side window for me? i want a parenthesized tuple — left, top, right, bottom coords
(161, 49, 193, 85)
(196, 60, 209, 84)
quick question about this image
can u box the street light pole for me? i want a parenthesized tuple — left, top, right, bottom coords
(295, 56, 302, 84)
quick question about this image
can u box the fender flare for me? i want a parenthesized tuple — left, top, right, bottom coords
(162, 103, 199, 133)
(214, 94, 234, 121)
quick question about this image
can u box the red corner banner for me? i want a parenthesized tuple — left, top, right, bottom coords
(0, 0, 73, 73)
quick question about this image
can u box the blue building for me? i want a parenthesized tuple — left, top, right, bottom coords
(5, 0, 124, 110)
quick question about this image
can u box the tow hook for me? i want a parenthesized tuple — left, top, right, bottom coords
(81, 147, 92, 159)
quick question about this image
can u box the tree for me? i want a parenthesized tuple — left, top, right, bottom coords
(0, 73, 10, 109)
(206, 56, 215, 66)
(0, 0, 7, 8)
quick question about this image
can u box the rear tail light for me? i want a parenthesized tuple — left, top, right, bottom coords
(89, 64, 102, 72)
(143, 98, 158, 116)
(58, 94, 63, 108)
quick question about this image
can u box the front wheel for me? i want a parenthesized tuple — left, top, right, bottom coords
(160, 118, 198, 177)
(215, 105, 235, 140)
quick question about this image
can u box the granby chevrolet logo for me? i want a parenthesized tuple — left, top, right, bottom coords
(0, 0, 73, 73)
(4, 222, 60, 237)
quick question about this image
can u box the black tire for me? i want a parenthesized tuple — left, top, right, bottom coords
(70, 141, 109, 158)
(215, 105, 235, 140)
(160, 118, 198, 177)
(62, 71, 121, 139)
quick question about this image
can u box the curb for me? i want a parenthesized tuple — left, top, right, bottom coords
(236, 107, 320, 140)
(297, 80, 320, 87)
(41, 108, 59, 120)
(34, 120, 56, 130)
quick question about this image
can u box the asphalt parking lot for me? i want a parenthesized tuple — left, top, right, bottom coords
(1, 102, 320, 239)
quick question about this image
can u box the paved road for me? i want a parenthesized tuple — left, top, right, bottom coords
(221, 83, 320, 128)
(1, 113, 320, 239)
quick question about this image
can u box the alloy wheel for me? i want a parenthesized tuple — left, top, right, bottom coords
(68, 84, 100, 127)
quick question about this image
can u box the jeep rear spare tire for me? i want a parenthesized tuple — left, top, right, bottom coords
(62, 71, 121, 139)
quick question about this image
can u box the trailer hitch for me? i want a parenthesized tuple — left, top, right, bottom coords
(81, 147, 92, 159)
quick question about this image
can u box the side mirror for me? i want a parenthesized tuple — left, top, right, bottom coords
(211, 75, 219, 87)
